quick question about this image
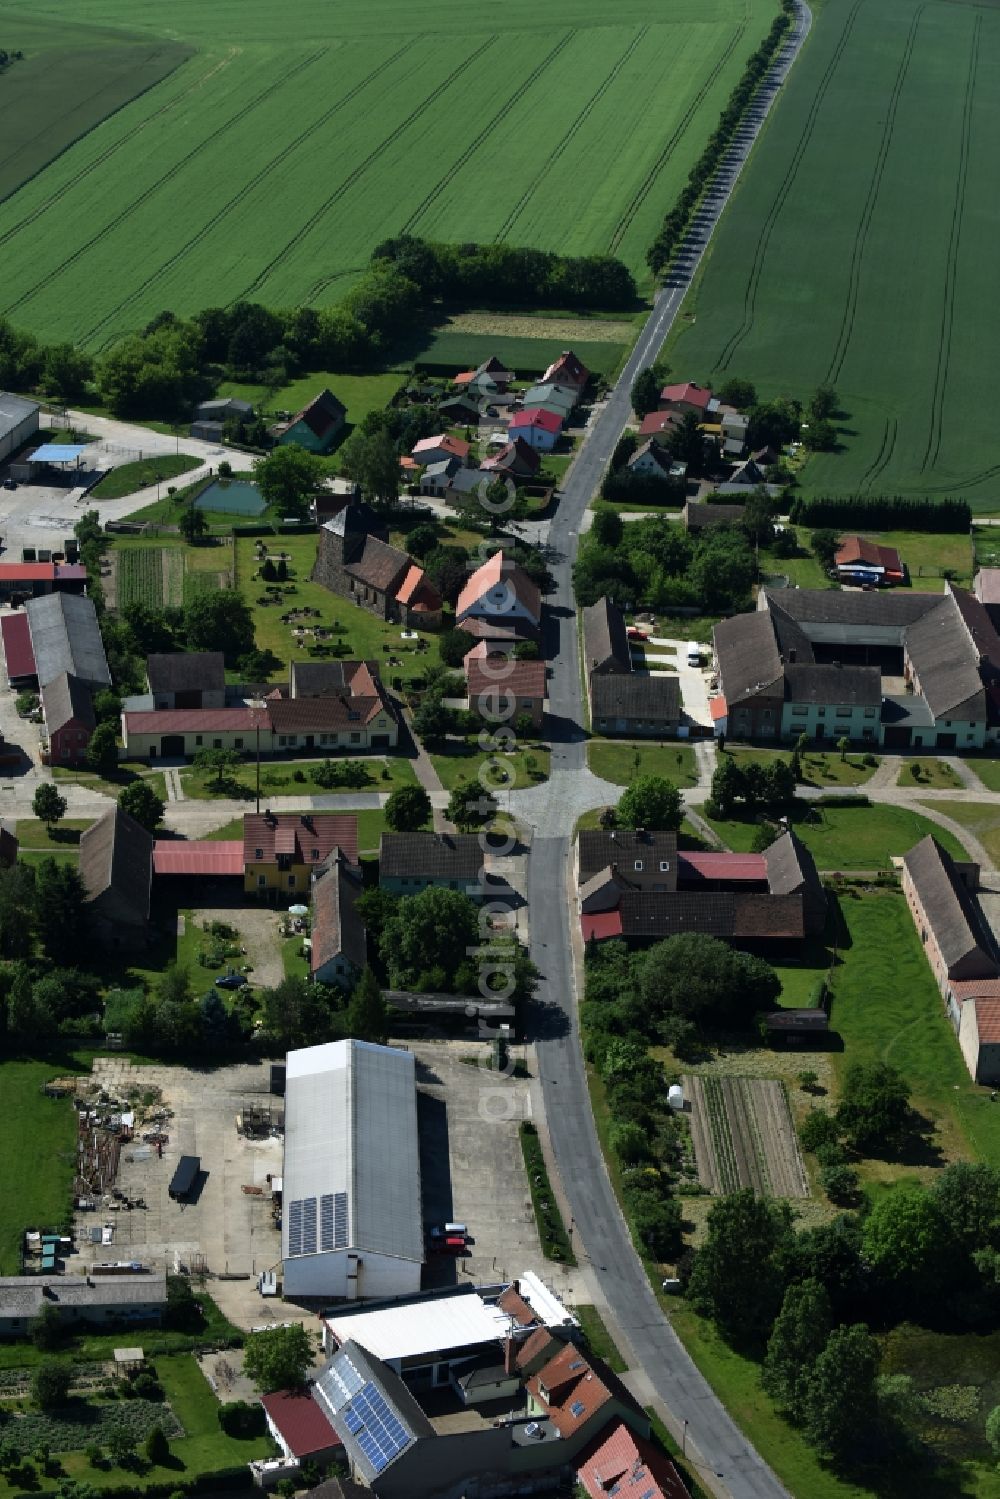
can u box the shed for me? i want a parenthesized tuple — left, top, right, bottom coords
(113, 1347, 145, 1376)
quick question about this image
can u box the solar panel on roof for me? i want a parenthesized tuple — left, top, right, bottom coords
(288, 1198, 304, 1257)
(343, 1405, 363, 1434)
(349, 1384, 411, 1474)
(328, 1356, 365, 1405)
(301, 1197, 317, 1254)
(320, 1194, 335, 1252)
(570, 1399, 586, 1416)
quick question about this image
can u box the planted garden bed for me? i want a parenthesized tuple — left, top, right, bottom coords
(685, 1075, 808, 1198)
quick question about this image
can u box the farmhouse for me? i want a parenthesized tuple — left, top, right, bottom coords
(834, 535, 905, 587)
(379, 832, 485, 900)
(481, 437, 541, 481)
(658, 382, 714, 417)
(281, 1041, 423, 1299)
(40, 672, 95, 765)
(466, 651, 546, 731)
(626, 440, 686, 482)
(0, 562, 87, 604)
(79, 806, 153, 947)
(310, 851, 366, 990)
(590, 674, 680, 737)
(0, 1272, 167, 1338)
(122, 705, 264, 759)
(454, 356, 514, 395)
(577, 828, 820, 945)
(146, 651, 225, 710)
(271, 389, 346, 454)
(582, 596, 631, 677)
(269, 674, 397, 751)
(26, 592, 110, 691)
(508, 407, 561, 452)
(0, 391, 39, 463)
(638, 411, 682, 442)
(713, 584, 1000, 748)
(244, 812, 358, 899)
(312, 504, 441, 628)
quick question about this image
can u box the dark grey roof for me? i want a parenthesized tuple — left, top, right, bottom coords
(290, 660, 380, 698)
(763, 587, 941, 629)
(193, 398, 253, 419)
(40, 672, 95, 735)
(591, 674, 680, 721)
(79, 807, 152, 921)
(616, 891, 803, 939)
(905, 589, 988, 720)
(26, 593, 110, 690)
(146, 651, 225, 695)
(447, 466, 487, 496)
(713, 610, 784, 704)
(764, 828, 826, 930)
(313, 1340, 433, 1484)
(783, 662, 881, 706)
(762, 1009, 829, 1031)
(903, 836, 998, 974)
(323, 502, 387, 541)
(0, 1273, 166, 1320)
(881, 694, 936, 727)
(582, 596, 630, 675)
(0, 391, 39, 440)
(379, 832, 484, 882)
(578, 829, 678, 886)
(683, 502, 746, 530)
(311, 855, 367, 975)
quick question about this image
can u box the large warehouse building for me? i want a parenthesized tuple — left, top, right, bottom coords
(281, 1040, 423, 1300)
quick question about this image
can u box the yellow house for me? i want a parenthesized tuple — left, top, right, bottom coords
(243, 812, 359, 899)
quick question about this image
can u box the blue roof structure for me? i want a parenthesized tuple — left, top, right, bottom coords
(29, 444, 87, 464)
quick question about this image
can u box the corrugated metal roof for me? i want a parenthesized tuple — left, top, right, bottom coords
(0, 564, 86, 582)
(282, 1041, 423, 1266)
(1, 611, 36, 679)
(324, 1291, 505, 1363)
(152, 841, 243, 876)
(26, 592, 110, 689)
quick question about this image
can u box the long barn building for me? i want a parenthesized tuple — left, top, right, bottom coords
(281, 1040, 423, 1301)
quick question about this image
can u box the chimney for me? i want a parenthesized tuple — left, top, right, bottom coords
(504, 1335, 517, 1376)
(788, 648, 796, 663)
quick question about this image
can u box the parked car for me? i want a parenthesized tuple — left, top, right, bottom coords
(215, 972, 248, 990)
(627, 627, 649, 641)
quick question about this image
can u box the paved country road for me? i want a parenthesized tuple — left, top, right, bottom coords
(524, 7, 812, 1497)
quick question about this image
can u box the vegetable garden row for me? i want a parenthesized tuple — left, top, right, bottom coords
(685, 1073, 808, 1198)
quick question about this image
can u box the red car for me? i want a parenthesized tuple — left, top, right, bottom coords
(627, 627, 649, 641)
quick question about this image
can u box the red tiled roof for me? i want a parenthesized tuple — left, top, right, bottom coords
(542, 350, 589, 387)
(577, 1421, 691, 1499)
(396, 563, 428, 607)
(1, 611, 36, 679)
(152, 841, 244, 876)
(515, 1326, 559, 1369)
(509, 407, 561, 433)
(527, 1343, 639, 1440)
(261, 1390, 341, 1460)
(243, 813, 358, 868)
(412, 434, 470, 460)
(582, 910, 624, 942)
(639, 411, 682, 437)
(125, 708, 258, 734)
(835, 535, 904, 575)
(0, 563, 87, 583)
(456, 550, 542, 623)
(498, 1286, 536, 1328)
(660, 381, 712, 409)
(975, 998, 1000, 1043)
(679, 852, 767, 882)
(481, 437, 541, 476)
(467, 657, 546, 702)
(952, 978, 1000, 1000)
(709, 695, 728, 721)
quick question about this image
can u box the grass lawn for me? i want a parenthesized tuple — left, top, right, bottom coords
(771, 934, 833, 1008)
(15, 818, 93, 849)
(918, 801, 1000, 866)
(91, 453, 201, 500)
(573, 1305, 627, 1374)
(200, 818, 245, 842)
(0, 1059, 85, 1272)
(698, 801, 967, 868)
(219, 371, 403, 445)
(586, 739, 697, 787)
(896, 759, 962, 790)
(725, 745, 876, 788)
(431, 741, 550, 793)
(52, 766, 167, 802)
(773, 529, 974, 593)
(966, 758, 1000, 793)
(178, 754, 415, 801)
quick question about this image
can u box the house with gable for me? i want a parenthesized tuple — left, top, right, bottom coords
(79, 806, 153, 948)
(244, 811, 358, 899)
(453, 356, 514, 397)
(411, 434, 471, 468)
(542, 350, 589, 391)
(271, 390, 346, 455)
(481, 437, 541, 481)
(456, 550, 541, 640)
(520, 383, 577, 421)
(658, 382, 715, 419)
(508, 407, 561, 452)
(312, 502, 441, 627)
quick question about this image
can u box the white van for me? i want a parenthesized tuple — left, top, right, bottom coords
(686, 643, 701, 668)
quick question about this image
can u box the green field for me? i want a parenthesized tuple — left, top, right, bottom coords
(0, 0, 778, 348)
(667, 0, 1000, 507)
(0, 1060, 83, 1273)
(699, 800, 968, 868)
(587, 739, 698, 787)
(91, 453, 201, 500)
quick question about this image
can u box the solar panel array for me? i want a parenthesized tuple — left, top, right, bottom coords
(350, 1385, 411, 1474)
(288, 1194, 344, 1257)
(326, 1355, 366, 1405)
(319, 1191, 349, 1251)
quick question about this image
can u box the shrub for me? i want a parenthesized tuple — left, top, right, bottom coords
(145, 1425, 169, 1465)
(821, 1164, 861, 1205)
(799, 1110, 841, 1153)
(218, 1401, 266, 1439)
(32, 1361, 70, 1410)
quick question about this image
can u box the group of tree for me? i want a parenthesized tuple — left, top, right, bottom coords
(599, 1038, 683, 1259)
(574, 508, 757, 613)
(0, 956, 102, 1046)
(707, 753, 795, 820)
(371, 234, 636, 310)
(0, 858, 87, 976)
(584, 931, 780, 1053)
(600, 774, 683, 833)
(789, 493, 971, 533)
(647, 0, 795, 273)
(0, 314, 93, 401)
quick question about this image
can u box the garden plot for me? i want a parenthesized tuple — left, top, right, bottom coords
(685, 1074, 808, 1197)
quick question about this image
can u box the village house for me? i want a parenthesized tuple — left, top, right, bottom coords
(453, 356, 515, 396)
(270, 389, 346, 454)
(438, 392, 483, 424)
(40, 672, 95, 765)
(577, 1423, 691, 1499)
(542, 350, 589, 391)
(190, 397, 254, 442)
(590, 674, 680, 738)
(834, 535, 905, 587)
(310, 851, 367, 990)
(638, 410, 683, 443)
(260, 1389, 344, 1473)
(312, 503, 441, 628)
(582, 596, 631, 678)
(411, 433, 471, 468)
(418, 458, 486, 502)
(507, 407, 561, 452)
(122, 705, 265, 760)
(525, 1341, 650, 1448)
(520, 383, 577, 421)
(456, 551, 542, 641)
(719, 409, 749, 456)
(658, 382, 715, 419)
(79, 806, 153, 948)
(147, 651, 226, 710)
(626, 440, 686, 482)
(481, 437, 541, 481)
(716, 457, 781, 497)
(466, 650, 546, 731)
(713, 584, 1000, 749)
(244, 812, 358, 899)
(379, 832, 486, 900)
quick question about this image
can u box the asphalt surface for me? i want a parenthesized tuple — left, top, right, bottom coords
(524, 8, 812, 1497)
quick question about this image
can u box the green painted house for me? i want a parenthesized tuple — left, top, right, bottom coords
(270, 388, 346, 454)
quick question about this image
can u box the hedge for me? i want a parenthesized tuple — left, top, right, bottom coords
(788, 494, 971, 532)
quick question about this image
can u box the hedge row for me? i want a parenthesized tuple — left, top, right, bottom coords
(788, 494, 971, 532)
